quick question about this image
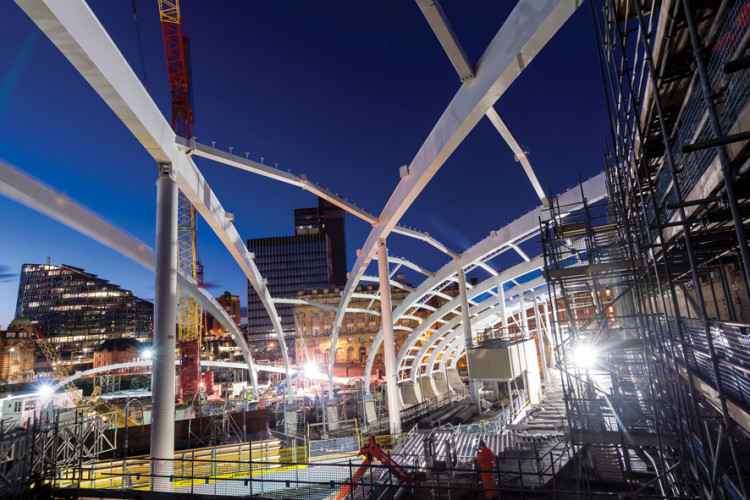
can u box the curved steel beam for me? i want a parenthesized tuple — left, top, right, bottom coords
(176, 138, 378, 225)
(361, 171, 606, 390)
(366, 258, 544, 389)
(51, 360, 350, 394)
(327, 0, 584, 392)
(410, 277, 547, 380)
(0, 159, 260, 395)
(13, 0, 293, 386)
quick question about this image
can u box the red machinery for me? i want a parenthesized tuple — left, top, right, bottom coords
(336, 436, 426, 499)
(157, 0, 202, 400)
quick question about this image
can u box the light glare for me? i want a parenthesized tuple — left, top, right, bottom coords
(37, 384, 54, 397)
(303, 363, 319, 379)
(573, 344, 597, 369)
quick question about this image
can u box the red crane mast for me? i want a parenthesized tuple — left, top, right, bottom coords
(158, 0, 202, 400)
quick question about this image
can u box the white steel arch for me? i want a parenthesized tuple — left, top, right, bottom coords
(50, 360, 350, 394)
(8, 0, 608, 446)
(393, 260, 545, 374)
(14, 0, 294, 387)
(0, 159, 260, 395)
(402, 276, 548, 384)
(327, 0, 585, 392)
(360, 173, 605, 390)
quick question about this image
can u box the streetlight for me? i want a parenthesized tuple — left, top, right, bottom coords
(303, 363, 319, 379)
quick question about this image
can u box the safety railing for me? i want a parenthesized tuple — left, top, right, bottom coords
(52, 441, 686, 499)
(653, 315, 750, 414)
(652, 0, 750, 224)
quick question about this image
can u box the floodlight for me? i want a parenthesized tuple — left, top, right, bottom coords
(572, 344, 598, 369)
(303, 363, 319, 379)
(142, 348, 153, 360)
(37, 384, 54, 397)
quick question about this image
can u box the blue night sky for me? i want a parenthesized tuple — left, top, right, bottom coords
(0, 1, 607, 327)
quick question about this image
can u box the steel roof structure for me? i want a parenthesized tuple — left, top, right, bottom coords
(1, 0, 604, 486)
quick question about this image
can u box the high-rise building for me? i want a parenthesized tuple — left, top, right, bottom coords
(301, 199, 347, 286)
(246, 197, 347, 342)
(15, 263, 153, 366)
(218, 291, 241, 327)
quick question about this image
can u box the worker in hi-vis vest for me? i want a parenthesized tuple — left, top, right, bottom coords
(476, 439, 499, 499)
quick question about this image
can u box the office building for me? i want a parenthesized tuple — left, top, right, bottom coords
(93, 338, 147, 373)
(15, 263, 153, 366)
(246, 197, 347, 341)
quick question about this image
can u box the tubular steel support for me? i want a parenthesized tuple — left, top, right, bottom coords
(632, 1, 746, 496)
(596, 1, 708, 489)
(151, 164, 178, 492)
(680, 1, 750, 496)
(457, 268, 478, 405)
(378, 238, 401, 435)
(681, 0, 750, 299)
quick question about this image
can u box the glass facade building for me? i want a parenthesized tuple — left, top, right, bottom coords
(15, 264, 153, 365)
(246, 233, 331, 336)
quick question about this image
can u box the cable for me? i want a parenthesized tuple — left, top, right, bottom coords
(131, 0, 149, 90)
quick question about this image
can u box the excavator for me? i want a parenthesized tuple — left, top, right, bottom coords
(334, 435, 426, 500)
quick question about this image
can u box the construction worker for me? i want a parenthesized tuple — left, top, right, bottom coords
(476, 439, 499, 499)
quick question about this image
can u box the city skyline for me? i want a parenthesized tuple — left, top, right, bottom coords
(0, 1, 606, 328)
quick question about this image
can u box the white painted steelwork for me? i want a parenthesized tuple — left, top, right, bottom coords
(414, 0, 474, 83)
(327, 0, 584, 391)
(151, 168, 178, 489)
(51, 360, 350, 392)
(6, 0, 604, 456)
(378, 239, 402, 434)
(0, 159, 260, 395)
(13, 0, 293, 391)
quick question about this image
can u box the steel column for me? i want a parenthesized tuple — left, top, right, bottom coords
(520, 295, 529, 339)
(499, 286, 508, 339)
(377, 238, 401, 435)
(457, 268, 478, 405)
(151, 164, 178, 492)
(534, 297, 548, 382)
(682, 0, 750, 292)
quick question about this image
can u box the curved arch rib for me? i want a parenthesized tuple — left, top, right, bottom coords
(327, 0, 585, 392)
(0, 159, 259, 396)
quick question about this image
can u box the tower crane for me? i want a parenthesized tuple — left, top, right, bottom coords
(157, 0, 203, 400)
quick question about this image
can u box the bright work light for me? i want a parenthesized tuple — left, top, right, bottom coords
(303, 363, 319, 379)
(572, 344, 598, 369)
(37, 384, 54, 397)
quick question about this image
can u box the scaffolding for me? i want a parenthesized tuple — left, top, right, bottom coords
(541, 0, 750, 497)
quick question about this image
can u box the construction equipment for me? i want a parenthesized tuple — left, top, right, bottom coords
(32, 327, 139, 428)
(157, 0, 203, 400)
(34, 326, 81, 400)
(335, 436, 426, 499)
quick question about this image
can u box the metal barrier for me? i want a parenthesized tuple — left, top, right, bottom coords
(52, 444, 682, 499)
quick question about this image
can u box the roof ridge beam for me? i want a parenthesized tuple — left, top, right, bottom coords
(177, 137, 378, 224)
